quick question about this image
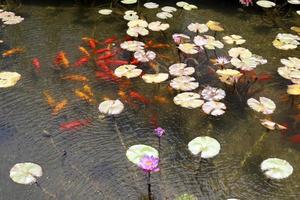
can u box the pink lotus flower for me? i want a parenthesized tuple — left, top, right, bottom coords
(240, 0, 253, 6)
(138, 155, 160, 173)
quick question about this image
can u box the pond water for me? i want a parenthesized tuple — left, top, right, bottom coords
(0, 1, 300, 200)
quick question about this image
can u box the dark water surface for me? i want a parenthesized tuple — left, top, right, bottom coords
(0, 3, 300, 200)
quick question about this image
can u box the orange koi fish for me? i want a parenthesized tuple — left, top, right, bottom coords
(83, 84, 94, 97)
(32, 58, 41, 71)
(82, 37, 98, 49)
(104, 35, 117, 44)
(54, 51, 70, 68)
(74, 89, 96, 104)
(153, 95, 170, 104)
(60, 119, 91, 131)
(97, 52, 116, 60)
(104, 59, 128, 65)
(61, 74, 89, 82)
(129, 91, 150, 105)
(52, 99, 68, 115)
(2, 48, 24, 57)
(130, 58, 140, 65)
(79, 46, 90, 57)
(96, 61, 114, 75)
(256, 73, 273, 82)
(118, 90, 139, 109)
(145, 40, 170, 49)
(43, 91, 56, 107)
(95, 48, 110, 54)
(74, 57, 89, 67)
(289, 134, 300, 144)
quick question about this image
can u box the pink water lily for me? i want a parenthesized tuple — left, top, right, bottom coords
(138, 155, 160, 173)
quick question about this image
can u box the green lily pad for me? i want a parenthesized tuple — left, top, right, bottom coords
(175, 193, 198, 200)
(126, 144, 159, 165)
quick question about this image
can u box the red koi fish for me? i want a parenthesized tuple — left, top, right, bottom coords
(104, 35, 117, 44)
(257, 73, 273, 82)
(82, 37, 99, 49)
(153, 95, 170, 104)
(95, 48, 110, 54)
(123, 35, 133, 41)
(130, 58, 140, 65)
(129, 91, 150, 105)
(97, 52, 116, 60)
(95, 71, 118, 83)
(104, 59, 128, 65)
(96, 61, 113, 74)
(289, 134, 300, 144)
(74, 57, 89, 67)
(32, 58, 41, 71)
(60, 119, 91, 131)
(54, 51, 70, 68)
(118, 90, 139, 110)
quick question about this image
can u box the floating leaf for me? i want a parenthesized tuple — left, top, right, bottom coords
(10, 162, 43, 185)
(126, 144, 159, 165)
(188, 136, 221, 158)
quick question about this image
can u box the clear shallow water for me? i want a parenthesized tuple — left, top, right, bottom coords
(0, 3, 300, 200)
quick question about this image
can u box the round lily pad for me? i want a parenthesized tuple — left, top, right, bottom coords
(9, 162, 43, 185)
(126, 144, 159, 165)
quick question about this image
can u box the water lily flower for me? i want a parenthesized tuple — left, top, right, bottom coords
(134, 50, 156, 62)
(154, 127, 165, 137)
(201, 86, 226, 101)
(121, 0, 137, 4)
(138, 155, 160, 172)
(188, 136, 221, 158)
(144, 2, 159, 9)
(216, 69, 242, 85)
(256, 0, 276, 8)
(204, 35, 224, 50)
(148, 21, 170, 31)
(247, 97, 276, 115)
(178, 43, 199, 54)
(260, 119, 287, 130)
(261, 158, 293, 180)
(0, 71, 21, 88)
(193, 35, 208, 49)
(156, 11, 173, 19)
(126, 144, 159, 165)
(287, 84, 300, 95)
(228, 47, 252, 59)
(223, 34, 246, 45)
(120, 40, 145, 52)
(114, 64, 142, 78)
(239, 0, 253, 6)
(188, 23, 209, 33)
(98, 99, 124, 115)
(273, 33, 300, 50)
(170, 76, 199, 91)
(123, 10, 139, 21)
(98, 9, 112, 15)
(142, 73, 169, 83)
(212, 56, 230, 66)
(206, 20, 224, 32)
(173, 33, 190, 45)
(288, 0, 300, 4)
(169, 63, 195, 76)
(10, 162, 43, 185)
(161, 6, 177, 13)
(202, 101, 226, 116)
(173, 92, 204, 109)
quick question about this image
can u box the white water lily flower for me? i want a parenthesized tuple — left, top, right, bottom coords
(121, 0, 137, 4)
(142, 73, 169, 83)
(228, 47, 252, 58)
(176, 1, 189, 7)
(204, 35, 224, 50)
(188, 23, 209, 33)
(247, 97, 276, 115)
(212, 57, 230, 66)
(126, 144, 159, 165)
(261, 158, 293, 180)
(170, 76, 199, 91)
(144, 2, 159, 9)
(288, 0, 300, 4)
(0, 71, 21, 88)
(216, 69, 242, 85)
(173, 33, 190, 44)
(169, 63, 195, 76)
(260, 119, 287, 130)
(287, 84, 300, 95)
(178, 43, 199, 54)
(273, 33, 300, 50)
(134, 50, 156, 62)
(148, 21, 170, 31)
(256, 0, 276, 8)
(120, 40, 145, 52)
(156, 11, 173, 19)
(10, 162, 42, 185)
(223, 34, 246, 45)
(98, 9, 112, 15)
(114, 64, 142, 78)
(202, 101, 226, 116)
(173, 92, 204, 109)
(98, 99, 124, 115)
(183, 4, 198, 10)
(201, 86, 226, 101)
(188, 136, 221, 158)
(161, 6, 177, 13)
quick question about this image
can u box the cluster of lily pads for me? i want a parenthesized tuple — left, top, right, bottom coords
(4, 0, 300, 199)
(0, 9, 24, 25)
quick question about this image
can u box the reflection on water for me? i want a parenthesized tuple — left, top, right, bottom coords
(0, 3, 300, 200)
